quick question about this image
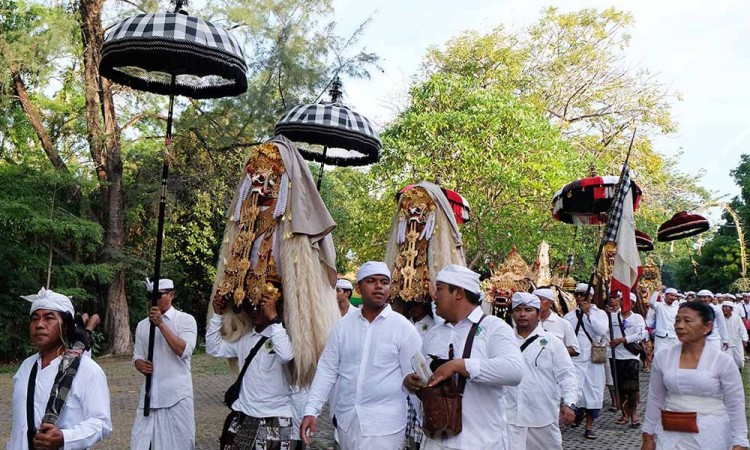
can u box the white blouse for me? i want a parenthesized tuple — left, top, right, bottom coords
(643, 343, 749, 448)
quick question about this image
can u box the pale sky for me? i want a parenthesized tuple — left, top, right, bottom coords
(331, 0, 750, 205)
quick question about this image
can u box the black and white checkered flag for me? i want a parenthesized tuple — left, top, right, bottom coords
(604, 164, 632, 242)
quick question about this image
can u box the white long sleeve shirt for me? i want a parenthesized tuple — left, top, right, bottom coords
(206, 314, 295, 418)
(421, 306, 524, 449)
(132, 307, 197, 409)
(564, 306, 609, 363)
(607, 311, 646, 360)
(8, 354, 112, 450)
(643, 343, 749, 447)
(541, 311, 581, 355)
(725, 312, 749, 348)
(737, 301, 750, 319)
(707, 304, 729, 344)
(646, 301, 679, 339)
(303, 305, 422, 436)
(506, 324, 577, 428)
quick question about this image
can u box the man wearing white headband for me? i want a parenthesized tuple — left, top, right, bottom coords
(301, 262, 422, 449)
(335, 278, 358, 318)
(534, 288, 580, 357)
(564, 282, 608, 440)
(695, 289, 730, 353)
(131, 278, 197, 450)
(506, 292, 577, 450)
(605, 292, 647, 427)
(404, 264, 523, 449)
(646, 287, 681, 355)
(8, 288, 112, 450)
(721, 300, 748, 371)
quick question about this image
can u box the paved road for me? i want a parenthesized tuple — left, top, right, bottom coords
(0, 353, 647, 449)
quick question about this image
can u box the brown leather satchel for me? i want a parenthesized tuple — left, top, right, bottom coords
(661, 410, 699, 433)
(417, 315, 486, 439)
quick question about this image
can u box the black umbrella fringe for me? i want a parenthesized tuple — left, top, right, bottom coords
(100, 37, 247, 99)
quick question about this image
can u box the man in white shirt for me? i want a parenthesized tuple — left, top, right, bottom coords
(301, 261, 422, 449)
(131, 278, 197, 450)
(207, 282, 297, 449)
(695, 289, 730, 352)
(721, 300, 749, 371)
(564, 283, 608, 440)
(336, 278, 358, 317)
(506, 292, 577, 450)
(607, 293, 646, 427)
(404, 265, 524, 449)
(535, 288, 580, 356)
(645, 287, 680, 355)
(738, 293, 750, 320)
(9, 288, 111, 450)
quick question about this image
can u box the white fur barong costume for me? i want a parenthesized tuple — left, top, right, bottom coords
(210, 135, 340, 388)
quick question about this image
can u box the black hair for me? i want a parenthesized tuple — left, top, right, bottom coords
(343, 289, 353, 300)
(448, 285, 481, 305)
(678, 302, 715, 335)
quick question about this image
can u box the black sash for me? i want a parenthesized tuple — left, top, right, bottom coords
(27, 361, 38, 449)
(520, 334, 540, 352)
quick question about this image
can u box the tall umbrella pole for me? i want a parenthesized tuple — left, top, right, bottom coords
(316, 146, 329, 191)
(144, 74, 176, 416)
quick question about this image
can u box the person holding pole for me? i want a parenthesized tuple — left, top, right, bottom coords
(131, 278, 197, 450)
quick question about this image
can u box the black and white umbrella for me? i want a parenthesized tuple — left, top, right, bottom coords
(274, 77, 381, 189)
(99, 0, 247, 415)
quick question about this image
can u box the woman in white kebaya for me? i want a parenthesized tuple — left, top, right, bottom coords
(641, 302, 748, 450)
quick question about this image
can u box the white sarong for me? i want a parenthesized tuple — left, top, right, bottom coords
(130, 397, 195, 450)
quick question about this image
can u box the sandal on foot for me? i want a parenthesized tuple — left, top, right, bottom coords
(615, 417, 629, 425)
(584, 430, 597, 440)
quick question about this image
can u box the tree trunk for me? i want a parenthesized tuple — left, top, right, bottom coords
(79, 0, 132, 354)
(10, 69, 69, 172)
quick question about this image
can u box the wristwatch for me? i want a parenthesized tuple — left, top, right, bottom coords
(562, 402, 577, 410)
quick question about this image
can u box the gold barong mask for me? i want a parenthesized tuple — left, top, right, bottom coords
(216, 143, 287, 309)
(390, 187, 436, 303)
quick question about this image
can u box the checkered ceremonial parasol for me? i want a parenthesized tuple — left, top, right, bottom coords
(100, 10, 247, 98)
(98, 0, 247, 416)
(274, 77, 382, 189)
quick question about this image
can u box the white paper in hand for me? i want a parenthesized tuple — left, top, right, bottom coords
(413, 352, 433, 383)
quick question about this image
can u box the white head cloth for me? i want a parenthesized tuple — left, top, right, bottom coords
(144, 278, 175, 293)
(336, 279, 353, 290)
(721, 301, 736, 308)
(356, 261, 391, 283)
(21, 288, 74, 316)
(574, 283, 591, 294)
(664, 288, 678, 295)
(696, 289, 713, 297)
(435, 264, 481, 295)
(511, 292, 541, 309)
(630, 292, 637, 302)
(532, 288, 554, 301)
(744, 293, 750, 298)
(685, 291, 695, 296)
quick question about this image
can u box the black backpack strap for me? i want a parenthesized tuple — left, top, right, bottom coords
(27, 360, 38, 449)
(520, 334, 540, 353)
(575, 311, 594, 343)
(458, 314, 486, 393)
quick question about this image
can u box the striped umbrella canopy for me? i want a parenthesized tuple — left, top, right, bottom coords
(552, 175, 642, 225)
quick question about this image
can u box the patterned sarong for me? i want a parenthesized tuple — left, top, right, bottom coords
(221, 413, 297, 450)
(404, 396, 423, 449)
(42, 341, 86, 424)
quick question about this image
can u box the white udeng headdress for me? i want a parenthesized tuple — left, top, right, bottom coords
(21, 288, 74, 316)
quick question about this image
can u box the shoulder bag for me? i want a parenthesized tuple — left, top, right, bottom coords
(617, 313, 645, 359)
(576, 311, 607, 364)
